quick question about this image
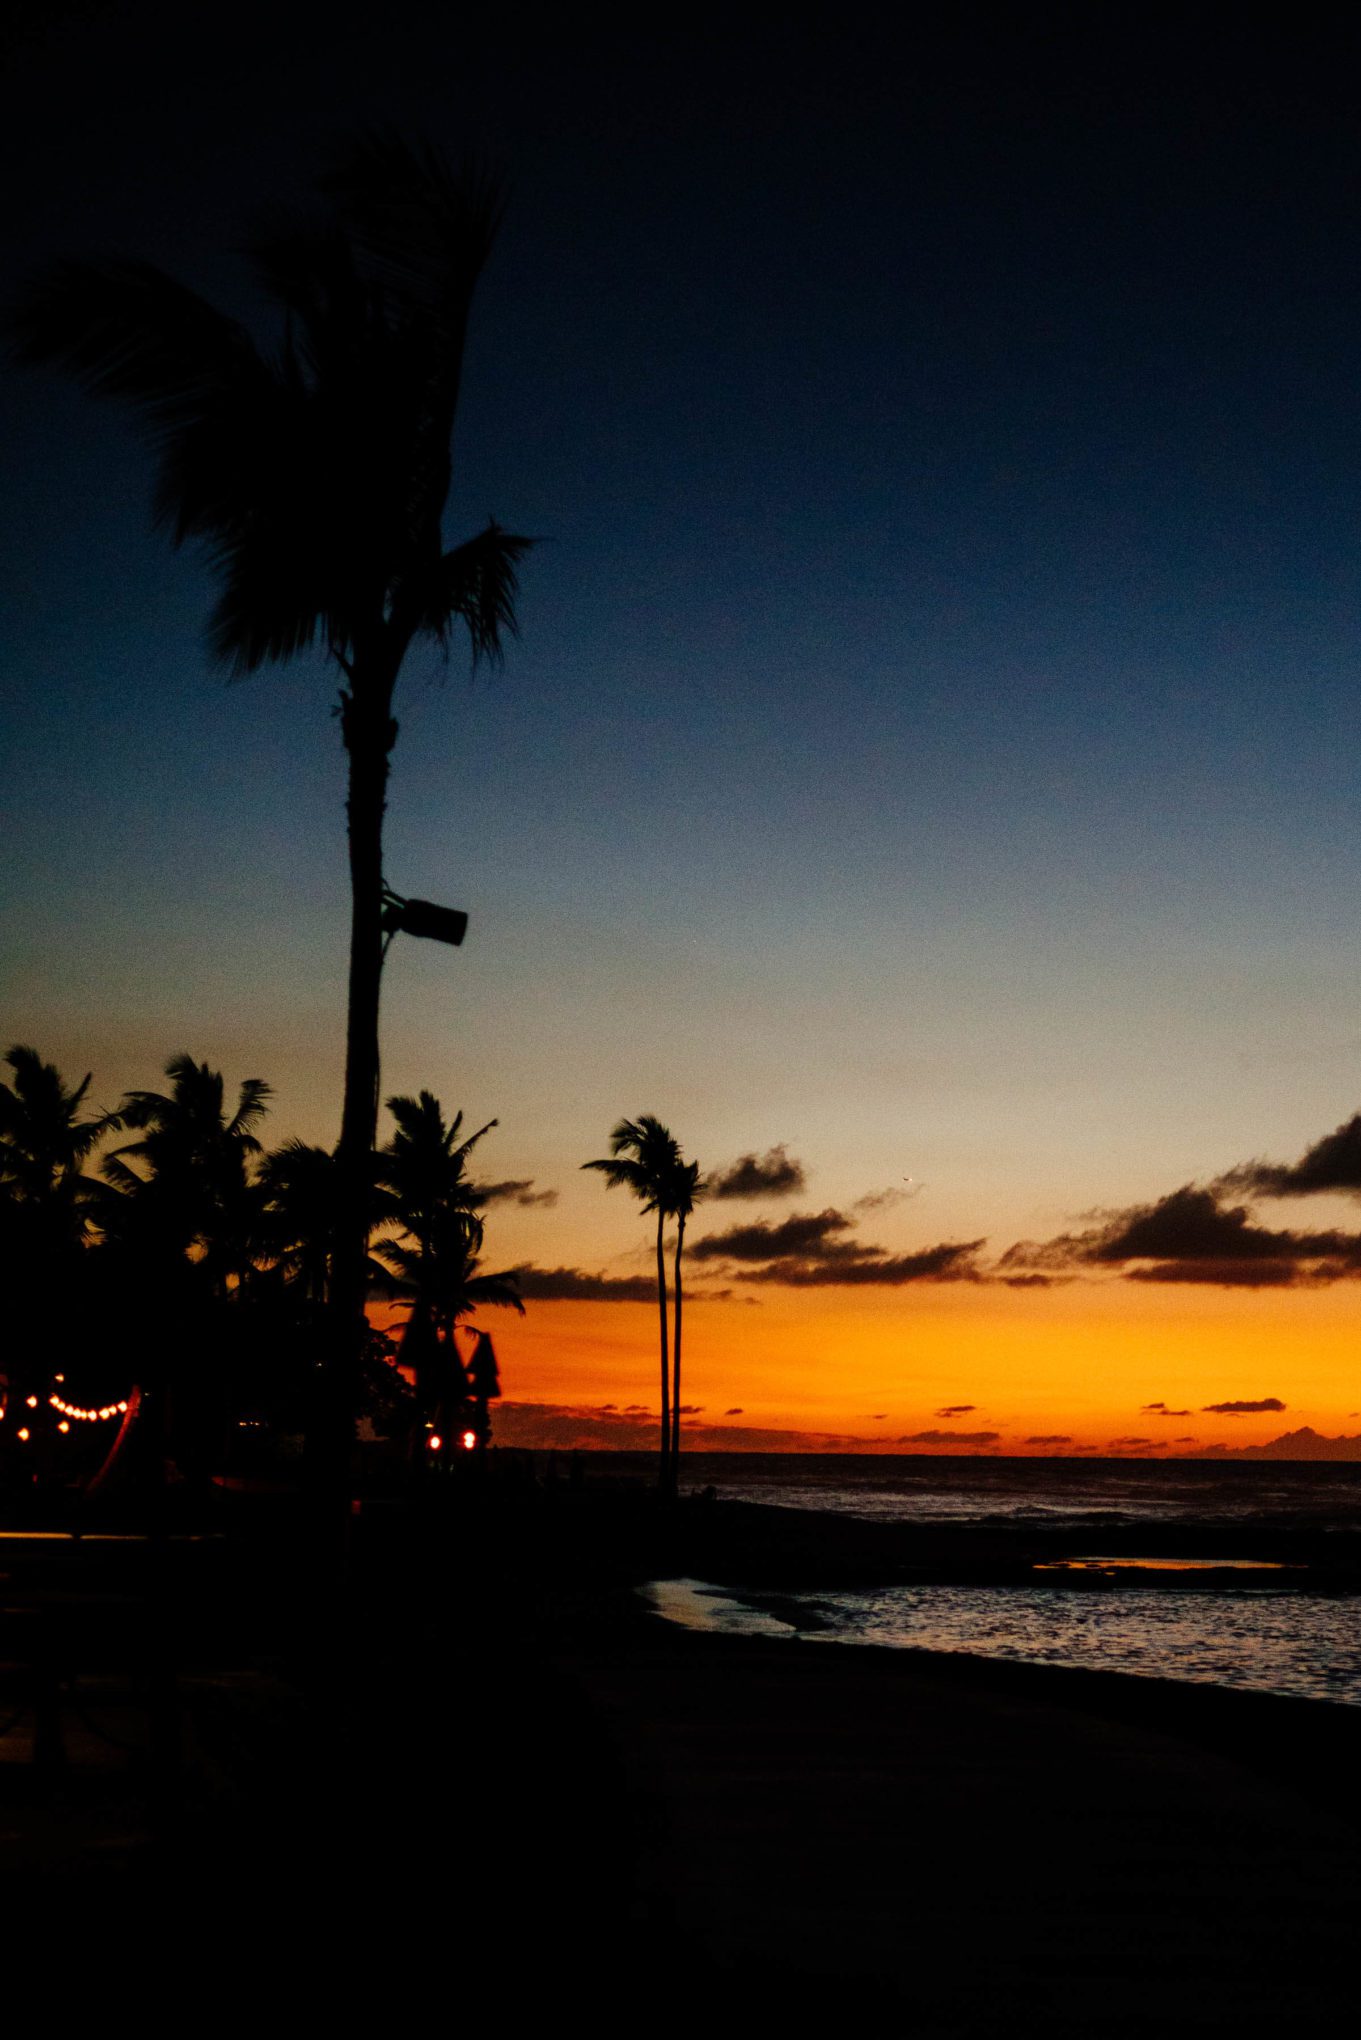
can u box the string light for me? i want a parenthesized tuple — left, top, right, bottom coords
(49, 1395, 130, 1423)
(16, 1428, 30, 1442)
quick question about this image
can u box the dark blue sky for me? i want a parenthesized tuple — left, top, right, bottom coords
(6, 5, 1361, 1274)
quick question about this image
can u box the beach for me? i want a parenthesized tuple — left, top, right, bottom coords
(4, 1483, 1358, 2030)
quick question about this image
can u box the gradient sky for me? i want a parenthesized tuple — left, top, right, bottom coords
(6, 8, 1361, 1453)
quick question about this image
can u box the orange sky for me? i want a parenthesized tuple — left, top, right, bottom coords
(463, 1261, 1361, 1456)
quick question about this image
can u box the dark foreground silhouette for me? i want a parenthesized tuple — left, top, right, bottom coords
(1, 1485, 1358, 2034)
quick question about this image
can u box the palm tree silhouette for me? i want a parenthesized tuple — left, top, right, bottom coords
(0, 1044, 116, 1242)
(374, 1091, 521, 1455)
(9, 133, 531, 1470)
(0, 1046, 118, 1426)
(665, 1156, 704, 1480)
(583, 1116, 683, 1493)
(103, 1053, 271, 1289)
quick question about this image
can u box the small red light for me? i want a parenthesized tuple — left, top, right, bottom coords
(461, 1430, 477, 1452)
(427, 1433, 443, 1452)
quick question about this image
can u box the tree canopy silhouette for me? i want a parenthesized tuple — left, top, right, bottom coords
(9, 132, 532, 1478)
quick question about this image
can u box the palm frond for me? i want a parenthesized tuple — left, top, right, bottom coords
(7, 259, 261, 435)
(416, 521, 534, 665)
(321, 131, 504, 320)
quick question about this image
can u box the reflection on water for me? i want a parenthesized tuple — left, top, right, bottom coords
(671, 1452, 1361, 1534)
(1033, 1555, 1295, 1572)
(645, 1576, 1361, 1707)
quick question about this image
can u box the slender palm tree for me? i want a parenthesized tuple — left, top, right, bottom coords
(583, 1116, 682, 1493)
(9, 133, 531, 1468)
(665, 1156, 704, 1481)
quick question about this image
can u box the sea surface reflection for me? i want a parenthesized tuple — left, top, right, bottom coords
(645, 1576, 1361, 1707)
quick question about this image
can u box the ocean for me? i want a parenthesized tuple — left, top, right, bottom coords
(643, 1452, 1361, 1707)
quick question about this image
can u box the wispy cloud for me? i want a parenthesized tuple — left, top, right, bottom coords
(895, 1428, 1000, 1446)
(475, 1178, 559, 1209)
(507, 1264, 662, 1303)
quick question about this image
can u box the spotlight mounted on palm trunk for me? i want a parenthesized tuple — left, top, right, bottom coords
(382, 887, 468, 952)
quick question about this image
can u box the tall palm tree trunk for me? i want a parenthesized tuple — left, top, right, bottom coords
(671, 1212, 686, 1483)
(328, 669, 398, 1481)
(655, 1208, 671, 1496)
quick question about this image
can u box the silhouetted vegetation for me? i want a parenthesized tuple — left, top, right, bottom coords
(0, 1046, 519, 1499)
(583, 1116, 703, 1493)
(8, 134, 532, 1479)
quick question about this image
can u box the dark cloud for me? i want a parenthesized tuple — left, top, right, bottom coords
(1219, 1112, 1361, 1200)
(475, 1179, 559, 1209)
(690, 1207, 865, 1264)
(693, 1206, 985, 1287)
(1001, 1184, 1361, 1289)
(896, 1428, 1000, 1446)
(708, 1145, 806, 1200)
(507, 1264, 659, 1303)
(935, 1404, 976, 1417)
(509, 1265, 737, 1304)
(1201, 1397, 1286, 1415)
(1000, 1272, 1058, 1288)
(490, 1403, 944, 1454)
(724, 1407, 744, 1416)
(1208, 1427, 1361, 1461)
(1108, 1436, 1165, 1448)
(854, 1185, 914, 1213)
(676, 1404, 704, 1415)
(1142, 1401, 1166, 1410)
(1025, 1434, 1072, 1446)
(743, 1240, 986, 1287)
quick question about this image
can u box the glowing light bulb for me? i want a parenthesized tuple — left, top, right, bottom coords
(17, 1428, 30, 1442)
(58, 1420, 70, 1434)
(461, 1430, 477, 1452)
(428, 1433, 443, 1452)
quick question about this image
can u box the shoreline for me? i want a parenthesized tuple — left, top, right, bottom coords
(552, 1595, 1361, 2030)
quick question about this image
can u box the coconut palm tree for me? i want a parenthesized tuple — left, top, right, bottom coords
(583, 1116, 683, 1494)
(102, 1053, 271, 1288)
(665, 1155, 704, 1481)
(373, 1090, 521, 1451)
(0, 1046, 119, 1424)
(0, 1043, 117, 1245)
(8, 133, 532, 1468)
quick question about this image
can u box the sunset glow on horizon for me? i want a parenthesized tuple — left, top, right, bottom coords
(9, 12, 1361, 1467)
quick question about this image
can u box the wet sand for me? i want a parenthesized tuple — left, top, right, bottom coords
(554, 1607, 1361, 2032)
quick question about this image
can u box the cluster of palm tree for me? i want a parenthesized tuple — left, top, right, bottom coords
(0, 1044, 520, 1490)
(584, 1116, 704, 1495)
